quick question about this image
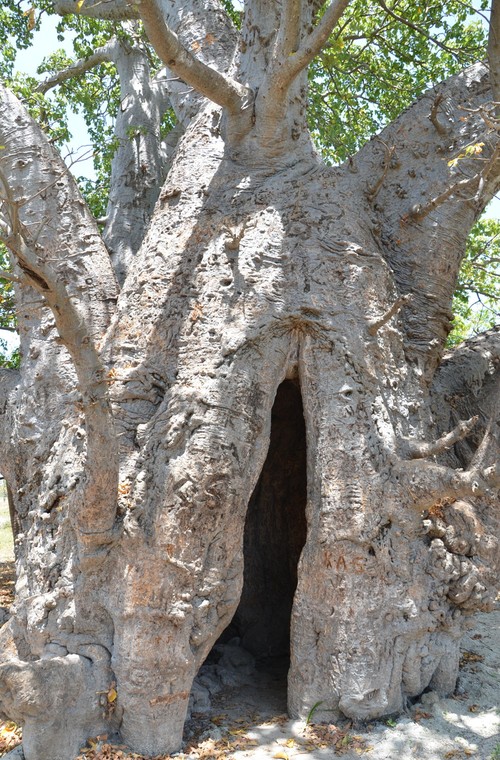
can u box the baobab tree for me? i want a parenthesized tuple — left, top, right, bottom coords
(0, 1, 499, 759)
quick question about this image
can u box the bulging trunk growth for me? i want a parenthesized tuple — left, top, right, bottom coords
(0, 1, 499, 758)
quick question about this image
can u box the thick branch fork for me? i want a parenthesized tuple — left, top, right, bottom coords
(266, 0, 352, 92)
(131, 0, 250, 114)
(255, 0, 352, 138)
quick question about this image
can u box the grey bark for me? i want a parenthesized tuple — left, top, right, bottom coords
(0, 1, 498, 758)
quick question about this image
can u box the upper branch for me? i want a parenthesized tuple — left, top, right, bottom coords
(0, 85, 119, 541)
(35, 41, 117, 94)
(0, 367, 19, 462)
(131, 0, 250, 115)
(0, 85, 118, 345)
(254, 0, 352, 150)
(265, 0, 352, 94)
(54, 0, 138, 20)
(61, 32, 169, 285)
(489, 0, 500, 104)
(28, 31, 172, 285)
(276, 0, 303, 59)
(352, 63, 500, 377)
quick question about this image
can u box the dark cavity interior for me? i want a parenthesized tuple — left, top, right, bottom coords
(220, 378, 308, 668)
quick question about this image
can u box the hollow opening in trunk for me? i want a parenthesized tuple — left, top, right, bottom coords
(194, 379, 307, 714)
(232, 378, 308, 665)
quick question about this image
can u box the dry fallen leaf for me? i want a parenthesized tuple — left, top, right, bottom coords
(107, 687, 118, 703)
(414, 709, 433, 722)
(459, 651, 484, 667)
(211, 714, 227, 725)
(0, 720, 22, 755)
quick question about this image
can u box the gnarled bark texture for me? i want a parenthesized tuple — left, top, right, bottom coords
(0, 1, 499, 758)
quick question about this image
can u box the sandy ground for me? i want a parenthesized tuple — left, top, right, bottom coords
(0, 570, 498, 760)
(179, 605, 500, 760)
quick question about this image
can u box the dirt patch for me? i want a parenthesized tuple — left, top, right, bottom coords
(0, 562, 15, 611)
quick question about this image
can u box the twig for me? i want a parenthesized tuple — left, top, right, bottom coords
(429, 94, 449, 136)
(36, 41, 117, 94)
(0, 269, 20, 283)
(405, 416, 478, 459)
(366, 140, 395, 201)
(378, 0, 459, 57)
(410, 176, 476, 220)
(411, 143, 500, 221)
(367, 293, 411, 335)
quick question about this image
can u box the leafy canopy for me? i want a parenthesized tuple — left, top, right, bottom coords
(449, 218, 500, 345)
(0, 0, 497, 365)
(0, 245, 19, 369)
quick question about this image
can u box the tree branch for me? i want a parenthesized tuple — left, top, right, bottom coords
(0, 367, 20, 475)
(53, 0, 138, 20)
(0, 269, 19, 283)
(276, 0, 303, 58)
(404, 416, 478, 459)
(367, 293, 412, 335)
(430, 326, 500, 491)
(352, 63, 500, 375)
(132, 0, 250, 115)
(96, 33, 167, 285)
(489, 0, 500, 105)
(254, 0, 351, 149)
(410, 143, 500, 220)
(409, 175, 478, 221)
(35, 41, 117, 94)
(267, 0, 352, 92)
(28, 30, 169, 284)
(429, 93, 449, 136)
(0, 84, 119, 545)
(378, 0, 459, 57)
(394, 457, 499, 512)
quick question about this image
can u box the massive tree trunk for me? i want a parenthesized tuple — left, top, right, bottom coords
(0, 1, 499, 758)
